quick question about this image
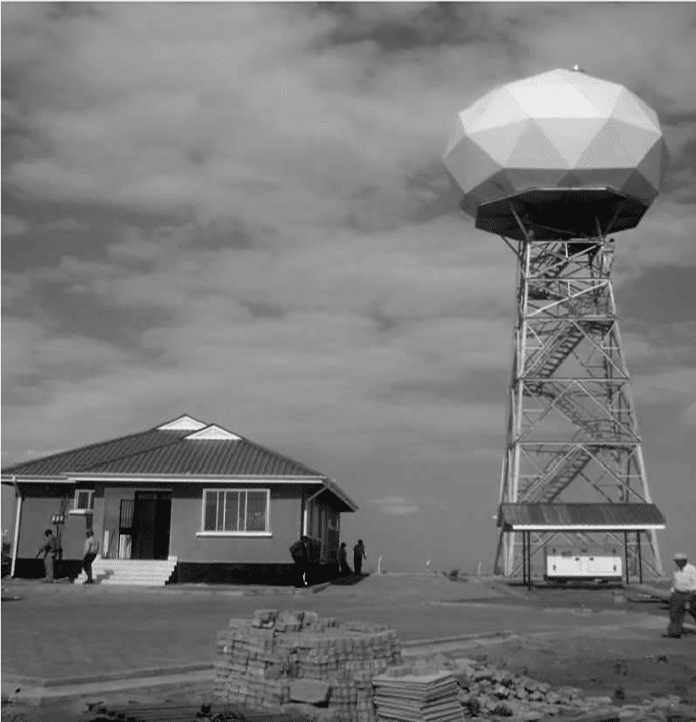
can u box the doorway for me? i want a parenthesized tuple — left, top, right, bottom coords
(131, 491, 172, 560)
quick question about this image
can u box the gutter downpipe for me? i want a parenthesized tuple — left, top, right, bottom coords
(302, 486, 327, 537)
(10, 476, 21, 578)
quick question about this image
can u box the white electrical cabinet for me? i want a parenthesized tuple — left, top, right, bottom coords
(545, 546, 622, 582)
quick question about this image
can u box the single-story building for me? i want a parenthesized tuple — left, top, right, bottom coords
(1, 415, 357, 585)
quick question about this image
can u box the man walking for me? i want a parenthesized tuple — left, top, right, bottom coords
(663, 552, 696, 638)
(353, 539, 367, 576)
(36, 528, 59, 583)
(82, 530, 100, 584)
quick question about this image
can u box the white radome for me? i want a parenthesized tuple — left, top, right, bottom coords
(443, 68, 669, 239)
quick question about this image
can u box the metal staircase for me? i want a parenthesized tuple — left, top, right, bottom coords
(526, 320, 612, 383)
(521, 448, 592, 502)
(525, 324, 585, 379)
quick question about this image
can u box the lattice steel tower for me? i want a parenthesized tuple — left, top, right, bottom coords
(442, 68, 669, 579)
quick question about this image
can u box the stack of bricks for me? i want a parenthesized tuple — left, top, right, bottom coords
(214, 609, 403, 722)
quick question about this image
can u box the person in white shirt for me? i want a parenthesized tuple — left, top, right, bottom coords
(82, 531, 100, 585)
(664, 552, 696, 638)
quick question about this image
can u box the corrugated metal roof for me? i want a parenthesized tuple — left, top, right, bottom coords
(498, 503, 665, 529)
(1, 429, 187, 477)
(1, 421, 323, 479)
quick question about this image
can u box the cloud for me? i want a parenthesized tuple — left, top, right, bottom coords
(684, 401, 696, 425)
(1, 273, 33, 306)
(622, 330, 696, 367)
(39, 217, 91, 232)
(370, 496, 420, 516)
(2, 215, 30, 236)
(2, 317, 139, 397)
(632, 367, 696, 424)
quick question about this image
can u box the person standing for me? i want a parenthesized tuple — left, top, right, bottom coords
(353, 539, 367, 576)
(338, 542, 352, 576)
(36, 528, 59, 583)
(289, 535, 310, 588)
(663, 552, 696, 639)
(82, 530, 100, 584)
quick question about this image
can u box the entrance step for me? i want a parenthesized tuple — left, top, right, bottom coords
(75, 558, 178, 586)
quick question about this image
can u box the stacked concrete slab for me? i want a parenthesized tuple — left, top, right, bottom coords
(214, 610, 403, 722)
(373, 669, 464, 722)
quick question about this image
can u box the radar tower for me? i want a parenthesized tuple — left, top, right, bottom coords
(443, 68, 669, 580)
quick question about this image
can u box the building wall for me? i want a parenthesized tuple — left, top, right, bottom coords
(15, 483, 87, 561)
(170, 483, 305, 563)
(11, 479, 347, 584)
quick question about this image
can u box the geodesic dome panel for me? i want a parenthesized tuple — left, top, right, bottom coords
(443, 69, 669, 240)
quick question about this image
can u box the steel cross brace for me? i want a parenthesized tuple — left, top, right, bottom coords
(494, 226, 663, 579)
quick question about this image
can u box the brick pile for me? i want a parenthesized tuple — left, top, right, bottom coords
(214, 610, 403, 722)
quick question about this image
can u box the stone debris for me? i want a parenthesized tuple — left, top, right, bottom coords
(215, 610, 402, 722)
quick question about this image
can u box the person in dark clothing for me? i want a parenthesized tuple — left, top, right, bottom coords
(289, 535, 310, 588)
(82, 531, 100, 584)
(338, 542, 352, 576)
(36, 529, 59, 583)
(353, 539, 367, 576)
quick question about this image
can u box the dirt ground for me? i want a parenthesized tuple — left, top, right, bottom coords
(3, 577, 694, 722)
(5, 629, 695, 722)
(449, 580, 696, 706)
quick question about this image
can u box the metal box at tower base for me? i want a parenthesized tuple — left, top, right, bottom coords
(544, 546, 622, 582)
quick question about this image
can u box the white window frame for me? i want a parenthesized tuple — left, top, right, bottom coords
(70, 489, 94, 515)
(197, 488, 272, 537)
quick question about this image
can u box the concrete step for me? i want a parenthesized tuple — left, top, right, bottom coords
(76, 558, 177, 586)
(86, 576, 176, 586)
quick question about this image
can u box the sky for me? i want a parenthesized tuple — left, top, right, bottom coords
(2, 2, 695, 573)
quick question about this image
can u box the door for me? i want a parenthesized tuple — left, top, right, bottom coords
(131, 492, 172, 560)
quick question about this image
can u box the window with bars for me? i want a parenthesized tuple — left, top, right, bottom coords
(202, 489, 270, 534)
(72, 489, 94, 513)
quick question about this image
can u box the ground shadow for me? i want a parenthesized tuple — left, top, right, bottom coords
(507, 580, 625, 590)
(330, 573, 369, 587)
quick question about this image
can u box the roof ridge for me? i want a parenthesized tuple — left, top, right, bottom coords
(178, 420, 320, 476)
(155, 413, 207, 431)
(73, 433, 188, 474)
(1, 426, 180, 475)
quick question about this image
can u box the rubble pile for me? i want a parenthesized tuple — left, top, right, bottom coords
(408, 656, 687, 722)
(372, 669, 464, 722)
(214, 610, 402, 722)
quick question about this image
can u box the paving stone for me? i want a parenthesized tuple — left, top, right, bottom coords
(290, 680, 331, 705)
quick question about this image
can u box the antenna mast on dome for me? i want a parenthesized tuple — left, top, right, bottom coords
(442, 68, 669, 581)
